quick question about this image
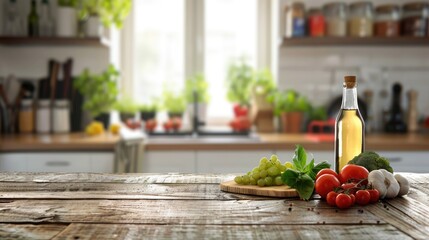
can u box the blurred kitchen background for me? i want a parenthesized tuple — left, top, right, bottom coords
(0, 0, 429, 174)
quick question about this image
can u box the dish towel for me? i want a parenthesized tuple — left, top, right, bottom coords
(114, 128, 146, 173)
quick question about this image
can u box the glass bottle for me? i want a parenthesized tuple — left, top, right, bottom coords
(39, 0, 54, 36)
(385, 83, 407, 133)
(4, 0, 22, 36)
(28, 0, 39, 36)
(335, 76, 365, 173)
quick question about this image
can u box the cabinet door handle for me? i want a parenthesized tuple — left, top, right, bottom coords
(388, 157, 402, 163)
(46, 161, 70, 167)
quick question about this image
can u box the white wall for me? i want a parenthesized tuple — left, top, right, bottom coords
(277, 0, 429, 132)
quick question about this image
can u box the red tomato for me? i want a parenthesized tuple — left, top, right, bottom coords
(336, 193, 353, 209)
(339, 164, 369, 183)
(171, 117, 182, 131)
(233, 104, 248, 117)
(315, 174, 341, 199)
(326, 191, 338, 207)
(316, 169, 338, 181)
(145, 119, 157, 132)
(367, 189, 380, 203)
(163, 121, 173, 132)
(355, 190, 371, 206)
(229, 117, 251, 132)
(349, 193, 355, 205)
(341, 183, 357, 195)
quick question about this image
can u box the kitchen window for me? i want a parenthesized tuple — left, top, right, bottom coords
(121, 0, 270, 122)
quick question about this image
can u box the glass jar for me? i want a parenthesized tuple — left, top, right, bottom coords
(375, 4, 400, 37)
(285, 2, 306, 38)
(348, 1, 374, 37)
(36, 99, 51, 134)
(401, 2, 429, 37)
(53, 100, 70, 133)
(307, 8, 325, 37)
(19, 99, 34, 133)
(323, 2, 348, 37)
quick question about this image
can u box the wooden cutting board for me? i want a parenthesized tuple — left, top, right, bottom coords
(220, 180, 298, 198)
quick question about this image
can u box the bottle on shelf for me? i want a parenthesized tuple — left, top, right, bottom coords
(385, 83, 407, 133)
(407, 90, 418, 132)
(39, 0, 54, 36)
(28, 0, 39, 37)
(334, 76, 365, 173)
(4, 0, 24, 36)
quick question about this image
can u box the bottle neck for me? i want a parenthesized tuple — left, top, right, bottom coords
(341, 87, 359, 110)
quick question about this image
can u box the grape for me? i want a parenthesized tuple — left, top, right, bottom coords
(285, 162, 293, 169)
(234, 176, 243, 184)
(270, 155, 278, 162)
(251, 172, 260, 180)
(259, 162, 267, 170)
(260, 157, 269, 165)
(250, 177, 257, 185)
(274, 176, 283, 186)
(252, 167, 260, 172)
(279, 165, 287, 172)
(260, 170, 268, 178)
(268, 166, 280, 177)
(265, 176, 273, 186)
(257, 179, 265, 187)
(242, 175, 250, 185)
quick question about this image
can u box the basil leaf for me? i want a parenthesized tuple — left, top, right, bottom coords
(303, 158, 315, 174)
(281, 169, 300, 187)
(310, 161, 332, 180)
(292, 145, 307, 171)
(295, 173, 315, 200)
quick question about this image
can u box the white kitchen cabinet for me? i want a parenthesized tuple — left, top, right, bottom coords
(142, 151, 196, 173)
(377, 151, 429, 173)
(275, 150, 335, 167)
(0, 152, 114, 173)
(196, 150, 275, 174)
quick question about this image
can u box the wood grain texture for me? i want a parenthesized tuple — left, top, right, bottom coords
(53, 224, 411, 240)
(220, 180, 298, 198)
(0, 224, 67, 240)
(0, 199, 382, 225)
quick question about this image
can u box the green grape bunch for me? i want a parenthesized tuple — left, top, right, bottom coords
(234, 155, 292, 187)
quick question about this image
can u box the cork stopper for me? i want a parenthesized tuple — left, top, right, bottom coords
(344, 76, 357, 88)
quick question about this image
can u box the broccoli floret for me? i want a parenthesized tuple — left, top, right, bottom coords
(348, 151, 394, 173)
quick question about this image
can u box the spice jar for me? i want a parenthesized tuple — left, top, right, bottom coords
(401, 2, 429, 37)
(36, 100, 51, 134)
(285, 2, 306, 38)
(19, 99, 34, 133)
(375, 4, 400, 37)
(323, 2, 348, 37)
(348, 1, 374, 37)
(53, 100, 70, 133)
(307, 8, 325, 37)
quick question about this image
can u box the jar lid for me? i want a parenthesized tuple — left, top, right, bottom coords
(54, 99, 70, 107)
(350, 1, 373, 9)
(291, 2, 305, 8)
(403, 2, 429, 11)
(38, 99, 51, 107)
(376, 4, 400, 14)
(21, 99, 33, 107)
(323, 2, 347, 9)
(308, 8, 323, 15)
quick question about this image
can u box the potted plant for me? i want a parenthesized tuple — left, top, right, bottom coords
(114, 98, 138, 122)
(79, 0, 132, 37)
(226, 60, 254, 117)
(250, 69, 276, 132)
(57, 0, 78, 37)
(267, 90, 311, 133)
(139, 101, 158, 121)
(185, 73, 209, 124)
(74, 64, 119, 129)
(163, 90, 186, 119)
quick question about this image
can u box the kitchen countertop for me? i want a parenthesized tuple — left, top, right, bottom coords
(0, 172, 427, 239)
(1, 132, 429, 152)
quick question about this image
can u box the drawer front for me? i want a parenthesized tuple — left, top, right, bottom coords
(29, 153, 92, 172)
(0, 154, 27, 172)
(90, 153, 114, 173)
(143, 151, 196, 173)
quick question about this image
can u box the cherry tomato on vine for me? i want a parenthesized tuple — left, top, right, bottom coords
(316, 169, 339, 181)
(355, 190, 371, 206)
(367, 189, 380, 203)
(341, 183, 357, 195)
(349, 193, 356, 205)
(336, 193, 353, 209)
(326, 191, 338, 207)
(315, 174, 341, 199)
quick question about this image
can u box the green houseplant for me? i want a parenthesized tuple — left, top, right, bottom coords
(267, 90, 311, 133)
(163, 90, 186, 118)
(74, 64, 119, 128)
(114, 98, 138, 122)
(185, 73, 209, 124)
(139, 101, 159, 121)
(250, 69, 276, 132)
(226, 60, 254, 107)
(79, 0, 132, 29)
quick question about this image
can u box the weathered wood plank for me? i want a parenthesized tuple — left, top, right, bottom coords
(0, 182, 270, 200)
(366, 197, 429, 240)
(53, 223, 411, 240)
(0, 199, 382, 225)
(0, 224, 67, 240)
(0, 172, 235, 184)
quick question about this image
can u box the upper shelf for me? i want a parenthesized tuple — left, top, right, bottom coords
(0, 36, 109, 48)
(282, 37, 429, 47)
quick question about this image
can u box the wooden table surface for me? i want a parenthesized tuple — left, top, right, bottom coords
(0, 173, 428, 239)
